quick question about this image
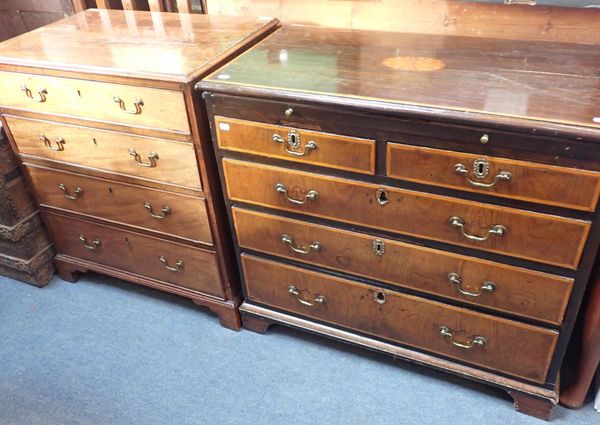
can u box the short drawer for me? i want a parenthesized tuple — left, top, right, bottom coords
(233, 208, 573, 325)
(214, 116, 375, 174)
(6, 115, 201, 190)
(223, 159, 590, 269)
(45, 213, 224, 297)
(27, 165, 212, 245)
(209, 94, 600, 173)
(0, 71, 190, 134)
(387, 143, 600, 211)
(242, 255, 558, 383)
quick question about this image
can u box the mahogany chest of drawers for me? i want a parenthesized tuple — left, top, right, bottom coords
(0, 9, 279, 328)
(198, 26, 600, 418)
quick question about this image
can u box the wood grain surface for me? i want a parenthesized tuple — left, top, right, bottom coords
(233, 207, 573, 325)
(223, 159, 591, 269)
(214, 116, 375, 174)
(387, 143, 600, 212)
(202, 25, 600, 131)
(45, 212, 224, 297)
(207, 0, 600, 45)
(0, 71, 190, 134)
(27, 164, 212, 245)
(6, 115, 202, 189)
(242, 254, 558, 383)
(0, 9, 279, 83)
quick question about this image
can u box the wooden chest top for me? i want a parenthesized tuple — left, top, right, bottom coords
(0, 9, 279, 83)
(201, 25, 600, 135)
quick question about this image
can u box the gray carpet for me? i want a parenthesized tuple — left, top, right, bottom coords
(0, 273, 597, 425)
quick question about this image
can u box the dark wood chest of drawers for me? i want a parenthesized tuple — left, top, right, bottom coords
(0, 9, 279, 328)
(198, 25, 600, 418)
(0, 126, 54, 286)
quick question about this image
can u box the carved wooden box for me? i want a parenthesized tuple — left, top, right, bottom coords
(0, 127, 54, 286)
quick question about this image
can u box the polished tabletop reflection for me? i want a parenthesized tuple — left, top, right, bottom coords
(205, 25, 600, 130)
(0, 9, 277, 82)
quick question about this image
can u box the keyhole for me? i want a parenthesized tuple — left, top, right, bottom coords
(374, 290, 386, 305)
(108, 187, 113, 194)
(477, 162, 485, 175)
(372, 239, 385, 256)
(287, 130, 300, 149)
(376, 188, 389, 206)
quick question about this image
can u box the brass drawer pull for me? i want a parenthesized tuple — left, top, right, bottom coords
(288, 285, 326, 307)
(129, 148, 158, 168)
(58, 183, 83, 200)
(39, 134, 65, 151)
(439, 326, 486, 349)
(449, 216, 507, 242)
(113, 96, 144, 115)
(280, 234, 321, 254)
(454, 159, 512, 189)
(275, 183, 318, 205)
(272, 130, 318, 157)
(144, 202, 171, 219)
(159, 256, 183, 272)
(447, 273, 496, 297)
(21, 85, 47, 102)
(79, 235, 101, 250)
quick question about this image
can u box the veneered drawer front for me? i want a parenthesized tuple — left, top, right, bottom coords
(27, 165, 212, 245)
(45, 213, 224, 297)
(0, 72, 190, 134)
(233, 208, 573, 325)
(5, 115, 201, 190)
(223, 159, 590, 269)
(242, 255, 558, 383)
(209, 94, 600, 172)
(387, 143, 600, 211)
(214, 116, 375, 174)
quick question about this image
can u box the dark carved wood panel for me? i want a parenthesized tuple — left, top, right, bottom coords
(0, 0, 74, 42)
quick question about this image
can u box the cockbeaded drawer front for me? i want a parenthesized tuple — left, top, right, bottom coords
(0, 71, 190, 134)
(45, 213, 224, 297)
(233, 208, 573, 325)
(242, 255, 558, 384)
(214, 116, 375, 174)
(223, 159, 590, 269)
(27, 165, 212, 245)
(6, 115, 201, 190)
(387, 143, 600, 212)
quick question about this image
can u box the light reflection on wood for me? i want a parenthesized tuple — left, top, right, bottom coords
(207, 0, 600, 44)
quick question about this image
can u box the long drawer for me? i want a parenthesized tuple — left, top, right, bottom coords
(214, 116, 376, 174)
(232, 208, 573, 325)
(27, 165, 212, 245)
(0, 71, 190, 134)
(223, 159, 590, 269)
(387, 143, 600, 211)
(45, 213, 224, 297)
(5, 115, 201, 190)
(242, 255, 558, 384)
